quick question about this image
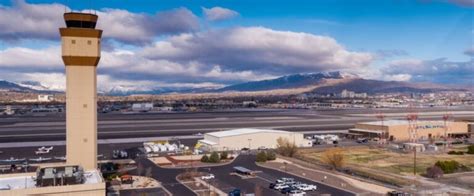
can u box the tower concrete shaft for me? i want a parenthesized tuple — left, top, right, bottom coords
(60, 13, 102, 170)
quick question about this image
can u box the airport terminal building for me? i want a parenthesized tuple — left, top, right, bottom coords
(350, 120, 470, 141)
(198, 128, 313, 151)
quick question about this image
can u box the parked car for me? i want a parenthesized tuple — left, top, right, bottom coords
(228, 188, 241, 196)
(297, 184, 317, 191)
(357, 138, 369, 143)
(269, 183, 276, 189)
(201, 174, 215, 180)
(276, 177, 295, 183)
(273, 184, 289, 190)
(112, 150, 129, 159)
(281, 187, 296, 194)
(387, 191, 411, 196)
(289, 190, 306, 196)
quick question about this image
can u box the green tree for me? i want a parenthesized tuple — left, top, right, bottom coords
(276, 137, 298, 157)
(256, 151, 267, 162)
(467, 145, 474, 154)
(201, 154, 209, 162)
(220, 151, 228, 160)
(266, 151, 277, 161)
(435, 160, 460, 174)
(209, 151, 220, 163)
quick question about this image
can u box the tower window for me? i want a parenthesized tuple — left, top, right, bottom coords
(87, 40, 92, 45)
(71, 40, 76, 44)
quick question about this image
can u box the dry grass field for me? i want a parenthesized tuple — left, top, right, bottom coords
(298, 145, 474, 176)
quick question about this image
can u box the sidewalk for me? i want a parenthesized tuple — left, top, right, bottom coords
(260, 158, 392, 195)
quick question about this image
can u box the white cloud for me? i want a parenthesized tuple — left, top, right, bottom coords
(142, 27, 374, 74)
(0, 0, 64, 40)
(0, 46, 62, 68)
(202, 6, 239, 21)
(0, 0, 199, 44)
(464, 47, 474, 56)
(0, 26, 375, 89)
(381, 58, 474, 84)
(96, 7, 199, 44)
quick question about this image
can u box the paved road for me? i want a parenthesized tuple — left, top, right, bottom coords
(132, 154, 354, 196)
(120, 188, 168, 196)
(133, 157, 196, 196)
(1, 109, 471, 143)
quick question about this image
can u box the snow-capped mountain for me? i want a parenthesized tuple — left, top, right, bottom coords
(17, 81, 51, 91)
(216, 71, 358, 92)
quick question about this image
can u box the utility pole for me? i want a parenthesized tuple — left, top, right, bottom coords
(442, 104, 451, 151)
(407, 104, 418, 193)
(376, 112, 386, 142)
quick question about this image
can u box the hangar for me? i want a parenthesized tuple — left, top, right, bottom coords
(198, 128, 312, 151)
(350, 120, 470, 141)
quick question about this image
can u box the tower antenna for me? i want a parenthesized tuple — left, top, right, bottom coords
(376, 112, 386, 142)
(442, 103, 452, 151)
(406, 104, 418, 143)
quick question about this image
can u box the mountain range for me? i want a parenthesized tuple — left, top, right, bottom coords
(0, 71, 468, 96)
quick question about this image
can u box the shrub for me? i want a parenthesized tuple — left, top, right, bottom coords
(447, 151, 464, 155)
(467, 145, 474, 154)
(426, 165, 443, 178)
(276, 137, 298, 157)
(435, 160, 460, 174)
(266, 151, 277, 161)
(201, 154, 209, 162)
(321, 148, 345, 170)
(220, 151, 228, 160)
(209, 151, 220, 163)
(256, 151, 267, 162)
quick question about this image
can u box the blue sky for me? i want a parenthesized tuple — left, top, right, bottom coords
(0, 0, 472, 91)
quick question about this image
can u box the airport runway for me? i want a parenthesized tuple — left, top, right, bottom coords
(0, 108, 473, 143)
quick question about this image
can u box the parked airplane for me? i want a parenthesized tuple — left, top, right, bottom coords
(38, 146, 54, 151)
(29, 157, 52, 162)
(35, 150, 51, 155)
(1, 157, 26, 163)
(54, 156, 66, 161)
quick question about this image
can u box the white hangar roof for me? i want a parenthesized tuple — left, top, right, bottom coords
(206, 128, 293, 138)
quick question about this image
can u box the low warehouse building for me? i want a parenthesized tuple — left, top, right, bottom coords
(198, 128, 312, 151)
(350, 120, 469, 141)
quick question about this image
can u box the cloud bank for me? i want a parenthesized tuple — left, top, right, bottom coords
(0, 0, 199, 45)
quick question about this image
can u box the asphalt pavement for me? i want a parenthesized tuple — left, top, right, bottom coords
(1, 109, 471, 143)
(132, 154, 354, 196)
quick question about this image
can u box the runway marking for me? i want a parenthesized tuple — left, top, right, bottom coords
(0, 124, 353, 137)
(0, 135, 203, 148)
(0, 118, 356, 129)
(0, 121, 356, 132)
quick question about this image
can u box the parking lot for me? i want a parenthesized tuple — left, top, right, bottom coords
(194, 154, 353, 196)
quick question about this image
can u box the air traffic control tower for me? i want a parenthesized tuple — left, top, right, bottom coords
(60, 12, 102, 170)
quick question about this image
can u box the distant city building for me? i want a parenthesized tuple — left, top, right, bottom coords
(242, 101, 257, 107)
(38, 95, 54, 102)
(198, 128, 312, 151)
(132, 103, 154, 112)
(340, 89, 367, 98)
